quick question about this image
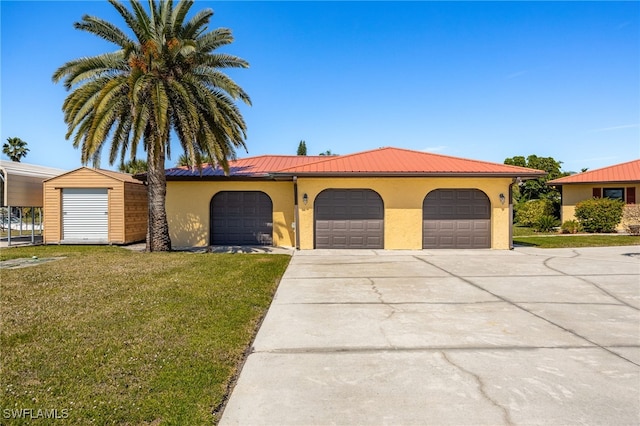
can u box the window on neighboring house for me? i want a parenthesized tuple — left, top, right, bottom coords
(593, 187, 636, 204)
(602, 188, 624, 201)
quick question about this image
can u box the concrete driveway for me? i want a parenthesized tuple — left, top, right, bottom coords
(220, 246, 640, 425)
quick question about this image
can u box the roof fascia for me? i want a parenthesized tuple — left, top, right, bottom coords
(165, 175, 287, 182)
(547, 179, 640, 186)
(273, 172, 545, 179)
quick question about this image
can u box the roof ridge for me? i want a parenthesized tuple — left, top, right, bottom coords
(548, 158, 640, 184)
(388, 146, 548, 172)
(569, 158, 640, 175)
(277, 146, 545, 174)
(275, 149, 377, 172)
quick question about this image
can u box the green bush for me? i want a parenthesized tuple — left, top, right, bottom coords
(560, 220, 582, 234)
(535, 215, 559, 232)
(574, 198, 625, 233)
(515, 199, 555, 227)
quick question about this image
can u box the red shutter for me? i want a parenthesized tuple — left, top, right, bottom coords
(592, 188, 601, 198)
(627, 187, 636, 204)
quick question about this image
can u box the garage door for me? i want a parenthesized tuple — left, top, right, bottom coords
(423, 189, 490, 249)
(315, 189, 384, 249)
(210, 191, 273, 245)
(62, 188, 109, 242)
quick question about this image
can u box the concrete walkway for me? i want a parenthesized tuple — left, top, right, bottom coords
(220, 246, 640, 425)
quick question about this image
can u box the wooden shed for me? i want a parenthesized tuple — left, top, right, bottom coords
(43, 167, 147, 244)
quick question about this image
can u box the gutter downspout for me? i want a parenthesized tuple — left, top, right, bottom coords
(293, 176, 300, 250)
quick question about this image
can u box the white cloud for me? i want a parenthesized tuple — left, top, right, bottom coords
(422, 146, 447, 153)
(506, 70, 528, 79)
(589, 124, 639, 133)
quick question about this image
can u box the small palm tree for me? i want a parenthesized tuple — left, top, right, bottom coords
(119, 158, 148, 174)
(176, 152, 213, 167)
(3, 137, 29, 162)
(53, 0, 251, 251)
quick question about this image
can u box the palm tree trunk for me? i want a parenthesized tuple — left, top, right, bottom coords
(146, 140, 172, 252)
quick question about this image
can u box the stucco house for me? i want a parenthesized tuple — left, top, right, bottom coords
(547, 159, 640, 228)
(163, 147, 544, 250)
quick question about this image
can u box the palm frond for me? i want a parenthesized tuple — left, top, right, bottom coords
(195, 70, 251, 105)
(75, 15, 134, 48)
(130, 0, 154, 41)
(198, 53, 250, 70)
(107, 0, 145, 44)
(53, 52, 127, 89)
(196, 28, 234, 52)
(181, 8, 213, 39)
(170, 0, 193, 37)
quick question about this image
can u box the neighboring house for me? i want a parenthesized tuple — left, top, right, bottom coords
(43, 167, 147, 244)
(163, 147, 544, 250)
(547, 159, 640, 229)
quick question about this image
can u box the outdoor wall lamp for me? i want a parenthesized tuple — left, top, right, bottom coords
(499, 193, 506, 205)
(302, 193, 308, 205)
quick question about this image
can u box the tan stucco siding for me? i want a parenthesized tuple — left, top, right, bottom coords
(296, 177, 513, 250)
(165, 181, 295, 248)
(560, 183, 640, 229)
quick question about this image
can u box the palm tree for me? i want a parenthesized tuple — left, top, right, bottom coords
(119, 158, 148, 174)
(176, 152, 212, 167)
(53, 0, 251, 251)
(3, 137, 29, 162)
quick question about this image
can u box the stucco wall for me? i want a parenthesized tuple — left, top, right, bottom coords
(165, 180, 295, 248)
(560, 183, 639, 229)
(296, 177, 514, 250)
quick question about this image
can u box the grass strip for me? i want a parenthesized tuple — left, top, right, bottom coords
(513, 235, 640, 248)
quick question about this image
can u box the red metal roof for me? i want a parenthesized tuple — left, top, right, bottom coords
(277, 147, 544, 176)
(548, 159, 640, 185)
(164, 155, 324, 177)
(164, 147, 545, 178)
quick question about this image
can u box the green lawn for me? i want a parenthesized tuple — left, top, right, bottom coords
(0, 245, 290, 425)
(512, 224, 565, 237)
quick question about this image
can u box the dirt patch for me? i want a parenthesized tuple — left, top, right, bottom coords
(0, 257, 66, 269)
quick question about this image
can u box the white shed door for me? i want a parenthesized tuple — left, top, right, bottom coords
(62, 188, 109, 242)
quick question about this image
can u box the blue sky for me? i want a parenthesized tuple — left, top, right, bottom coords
(1, 1, 638, 173)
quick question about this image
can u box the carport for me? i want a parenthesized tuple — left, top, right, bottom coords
(0, 160, 66, 245)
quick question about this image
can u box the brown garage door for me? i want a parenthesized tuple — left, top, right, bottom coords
(423, 189, 490, 249)
(315, 189, 384, 249)
(210, 191, 273, 245)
